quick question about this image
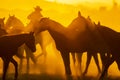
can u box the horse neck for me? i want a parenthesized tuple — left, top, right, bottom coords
(0, 29, 7, 36)
(67, 17, 88, 32)
(98, 26, 120, 42)
(14, 18, 24, 27)
(12, 34, 27, 46)
(6, 18, 24, 28)
(45, 20, 67, 43)
(47, 20, 66, 34)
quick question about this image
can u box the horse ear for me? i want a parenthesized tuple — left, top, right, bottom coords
(13, 15, 15, 17)
(93, 22, 96, 25)
(30, 32, 34, 35)
(9, 14, 11, 17)
(98, 21, 101, 26)
(87, 16, 91, 20)
(78, 11, 81, 17)
(2, 17, 5, 21)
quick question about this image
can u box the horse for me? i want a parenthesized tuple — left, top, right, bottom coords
(67, 13, 103, 75)
(5, 15, 37, 73)
(26, 9, 53, 64)
(33, 12, 110, 78)
(5, 15, 24, 34)
(67, 12, 111, 76)
(0, 32, 36, 80)
(0, 17, 7, 36)
(95, 22, 120, 80)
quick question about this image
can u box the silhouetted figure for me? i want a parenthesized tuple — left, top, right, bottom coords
(95, 22, 120, 80)
(5, 15, 24, 34)
(34, 10, 114, 80)
(27, 6, 51, 65)
(33, 13, 106, 79)
(0, 18, 7, 36)
(0, 32, 36, 80)
(68, 13, 102, 75)
(27, 6, 43, 31)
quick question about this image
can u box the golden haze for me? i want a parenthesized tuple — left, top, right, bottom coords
(0, 0, 120, 77)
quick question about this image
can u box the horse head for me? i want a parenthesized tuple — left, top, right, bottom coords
(95, 21, 107, 33)
(5, 15, 15, 28)
(68, 11, 89, 32)
(34, 17, 50, 34)
(0, 17, 5, 29)
(5, 15, 24, 34)
(25, 32, 36, 52)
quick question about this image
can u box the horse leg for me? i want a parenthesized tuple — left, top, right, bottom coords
(100, 53, 110, 72)
(10, 58, 18, 80)
(99, 57, 114, 80)
(71, 53, 76, 65)
(26, 52, 30, 74)
(76, 53, 83, 74)
(19, 58, 23, 73)
(30, 52, 37, 64)
(18, 45, 25, 73)
(38, 33, 48, 63)
(25, 45, 37, 64)
(93, 54, 101, 74)
(42, 47, 47, 63)
(40, 41, 47, 64)
(83, 52, 92, 75)
(71, 53, 78, 76)
(2, 57, 10, 80)
(24, 45, 36, 74)
(100, 53, 106, 72)
(61, 51, 71, 75)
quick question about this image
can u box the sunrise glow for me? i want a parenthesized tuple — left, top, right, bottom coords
(46, 0, 118, 4)
(0, 0, 120, 79)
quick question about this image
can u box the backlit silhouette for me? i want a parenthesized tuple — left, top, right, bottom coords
(33, 14, 102, 76)
(34, 11, 113, 78)
(5, 15, 37, 74)
(0, 18, 7, 36)
(5, 15, 24, 34)
(96, 22, 120, 80)
(0, 32, 36, 80)
(67, 12, 108, 75)
(27, 6, 52, 64)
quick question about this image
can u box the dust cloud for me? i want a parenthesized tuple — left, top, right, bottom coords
(0, 0, 120, 79)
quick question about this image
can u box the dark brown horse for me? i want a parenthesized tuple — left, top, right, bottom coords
(67, 13, 110, 76)
(96, 22, 120, 80)
(0, 32, 36, 80)
(5, 15, 37, 74)
(33, 13, 108, 77)
(26, 8, 52, 64)
(0, 17, 7, 36)
(5, 15, 24, 34)
(67, 13, 103, 75)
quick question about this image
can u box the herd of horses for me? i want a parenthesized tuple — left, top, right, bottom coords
(0, 11, 120, 80)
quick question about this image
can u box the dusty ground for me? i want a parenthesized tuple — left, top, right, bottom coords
(0, 73, 120, 80)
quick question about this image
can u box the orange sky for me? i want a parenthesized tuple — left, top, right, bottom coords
(0, 0, 119, 9)
(46, 0, 118, 4)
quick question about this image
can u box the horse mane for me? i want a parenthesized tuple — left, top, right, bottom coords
(6, 15, 24, 28)
(12, 17, 24, 27)
(98, 25, 120, 40)
(67, 14, 88, 33)
(41, 18, 67, 34)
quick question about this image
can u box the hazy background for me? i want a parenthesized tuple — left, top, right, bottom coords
(0, 0, 120, 78)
